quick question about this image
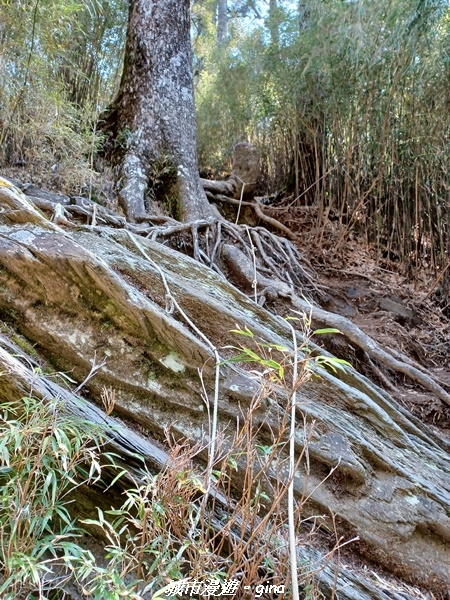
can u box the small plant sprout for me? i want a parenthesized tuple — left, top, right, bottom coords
(226, 317, 352, 600)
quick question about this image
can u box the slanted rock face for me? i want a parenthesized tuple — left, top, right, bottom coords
(0, 177, 450, 595)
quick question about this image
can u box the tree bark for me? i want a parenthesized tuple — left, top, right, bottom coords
(217, 0, 227, 46)
(106, 0, 212, 222)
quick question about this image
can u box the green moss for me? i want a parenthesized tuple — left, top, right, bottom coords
(165, 185, 182, 221)
(11, 335, 40, 359)
(115, 126, 132, 152)
(148, 154, 181, 219)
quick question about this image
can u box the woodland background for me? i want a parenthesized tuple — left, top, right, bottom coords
(1, 0, 450, 282)
(1, 2, 450, 599)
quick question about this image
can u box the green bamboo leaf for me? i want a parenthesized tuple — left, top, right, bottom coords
(230, 326, 254, 338)
(315, 356, 352, 372)
(313, 328, 342, 336)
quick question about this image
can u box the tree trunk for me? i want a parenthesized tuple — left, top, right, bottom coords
(106, 0, 212, 222)
(298, 1, 308, 31)
(217, 0, 227, 46)
(268, 0, 280, 47)
(1, 179, 450, 598)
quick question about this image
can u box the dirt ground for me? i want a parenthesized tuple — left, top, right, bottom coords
(281, 201, 450, 438)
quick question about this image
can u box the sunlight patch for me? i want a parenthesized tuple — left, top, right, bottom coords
(160, 352, 185, 373)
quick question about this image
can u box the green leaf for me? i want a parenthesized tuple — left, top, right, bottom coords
(227, 456, 238, 471)
(315, 356, 352, 372)
(229, 325, 254, 338)
(313, 328, 342, 336)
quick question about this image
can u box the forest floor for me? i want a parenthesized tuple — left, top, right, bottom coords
(5, 162, 450, 437)
(269, 200, 450, 440)
(275, 202, 450, 599)
(2, 167, 450, 598)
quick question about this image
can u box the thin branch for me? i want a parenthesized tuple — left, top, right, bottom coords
(74, 353, 107, 393)
(287, 319, 300, 600)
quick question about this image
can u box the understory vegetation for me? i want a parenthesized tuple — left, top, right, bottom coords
(0, 326, 347, 599)
(1, 1, 450, 598)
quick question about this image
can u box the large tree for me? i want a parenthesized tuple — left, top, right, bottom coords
(105, 0, 212, 222)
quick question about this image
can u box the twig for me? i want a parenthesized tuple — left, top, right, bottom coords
(213, 193, 298, 240)
(286, 319, 300, 600)
(234, 177, 247, 225)
(74, 353, 107, 393)
(245, 225, 258, 303)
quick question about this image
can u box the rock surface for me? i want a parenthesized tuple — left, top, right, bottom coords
(0, 177, 449, 597)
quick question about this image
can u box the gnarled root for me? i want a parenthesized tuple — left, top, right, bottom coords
(18, 179, 450, 406)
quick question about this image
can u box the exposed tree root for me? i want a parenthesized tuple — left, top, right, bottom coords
(367, 355, 399, 394)
(14, 177, 450, 408)
(224, 245, 450, 406)
(299, 301, 450, 407)
(2, 177, 450, 595)
(205, 191, 298, 240)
